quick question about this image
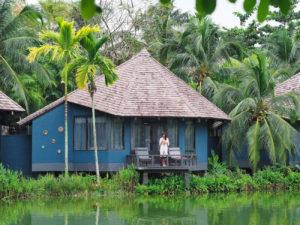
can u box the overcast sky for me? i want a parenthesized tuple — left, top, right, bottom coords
(26, 0, 246, 28)
(174, 0, 244, 28)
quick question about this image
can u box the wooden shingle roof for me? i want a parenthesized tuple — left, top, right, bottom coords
(18, 49, 229, 125)
(275, 72, 300, 96)
(0, 91, 24, 112)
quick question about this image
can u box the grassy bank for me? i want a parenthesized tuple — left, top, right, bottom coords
(1, 161, 300, 200)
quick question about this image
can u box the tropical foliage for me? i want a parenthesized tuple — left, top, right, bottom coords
(1, 0, 300, 171)
(161, 16, 242, 97)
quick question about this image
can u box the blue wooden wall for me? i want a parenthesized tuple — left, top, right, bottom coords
(0, 134, 31, 176)
(30, 103, 209, 172)
(31, 103, 132, 172)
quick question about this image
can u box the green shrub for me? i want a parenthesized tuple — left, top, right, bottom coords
(285, 172, 300, 189)
(114, 166, 139, 192)
(208, 152, 228, 175)
(135, 184, 164, 195)
(190, 175, 208, 194)
(253, 167, 285, 190)
(233, 173, 256, 191)
(0, 165, 23, 199)
(150, 176, 185, 195)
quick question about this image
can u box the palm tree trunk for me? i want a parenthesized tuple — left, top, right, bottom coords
(92, 94, 100, 184)
(64, 83, 69, 176)
(197, 81, 202, 95)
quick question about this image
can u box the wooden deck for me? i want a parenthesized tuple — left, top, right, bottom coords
(126, 154, 197, 171)
(126, 154, 197, 186)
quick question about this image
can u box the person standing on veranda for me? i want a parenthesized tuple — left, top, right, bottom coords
(159, 133, 169, 167)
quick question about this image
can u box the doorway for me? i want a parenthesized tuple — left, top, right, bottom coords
(131, 119, 177, 154)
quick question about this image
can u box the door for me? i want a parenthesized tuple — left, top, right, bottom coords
(132, 119, 175, 154)
(150, 123, 164, 155)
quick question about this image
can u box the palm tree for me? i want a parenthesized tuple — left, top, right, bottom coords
(161, 16, 242, 97)
(266, 28, 300, 82)
(27, 18, 100, 176)
(0, 0, 49, 110)
(214, 53, 300, 171)
(66, 34, 117, 184)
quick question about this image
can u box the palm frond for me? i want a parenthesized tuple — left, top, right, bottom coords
(95, 56, 118, 86)
(247, 119, 261, 171)
(213, 83, 243, 113)
(73, 25, 100, 44)
(27, 45, 60, 63)
(0, 53, 28, 110)
(39, 30, 60, 43)
(75, 64, 89, 89)
(229, 97, 256, 117)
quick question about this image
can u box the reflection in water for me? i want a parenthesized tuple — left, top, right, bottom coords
(1, 192, 300, 225)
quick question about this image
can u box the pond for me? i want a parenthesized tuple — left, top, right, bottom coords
(1, 192, 300, 225)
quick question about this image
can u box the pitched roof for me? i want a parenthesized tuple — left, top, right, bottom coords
(275, 72, 300, 96)
(18, 49, 229, 125)
(0, 91, 24, 112)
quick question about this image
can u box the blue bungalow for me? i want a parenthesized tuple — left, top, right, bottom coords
(12, 49, 229, 174)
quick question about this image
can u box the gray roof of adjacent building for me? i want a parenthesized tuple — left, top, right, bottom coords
(0, 91, 24, 112)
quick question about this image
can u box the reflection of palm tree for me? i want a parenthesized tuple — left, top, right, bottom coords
(64, 214, 68, 225)
(95, 204, 99, 225)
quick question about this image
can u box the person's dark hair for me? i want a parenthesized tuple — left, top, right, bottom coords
(162, 132, 167, 140)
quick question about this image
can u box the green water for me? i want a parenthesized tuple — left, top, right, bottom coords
(1, 192, 300, 225)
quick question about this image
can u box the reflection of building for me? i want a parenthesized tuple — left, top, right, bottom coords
(0, 49, 229, 174)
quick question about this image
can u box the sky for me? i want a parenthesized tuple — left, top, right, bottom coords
(26, 0, 246, 28)
(173, 0, 244, 28)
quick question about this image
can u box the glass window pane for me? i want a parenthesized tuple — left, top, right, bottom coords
(131, 119, 146, 148)
(88, 117, 107, 150)
(112, 118, 124, 150)
(74, 117, 87, 150)
(166, 119, 178, 147)
(185, 120, 195, 154)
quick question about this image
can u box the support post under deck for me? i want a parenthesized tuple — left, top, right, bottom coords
(142, 172, 149, 185)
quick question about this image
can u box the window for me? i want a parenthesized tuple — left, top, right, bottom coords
(74, 116, 124, 150)
(112, 118, 124, 149)
(185, 120, 195, 154)
(74, 117, 87, 150)
(131, 119, 147, 148)
(166, 119, 178, 147)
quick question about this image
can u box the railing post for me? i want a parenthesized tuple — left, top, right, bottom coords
(167, 155, 169, 167)
(151, 155, 154, 167)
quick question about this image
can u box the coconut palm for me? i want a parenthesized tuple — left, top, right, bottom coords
(266, 28, 300, 82)
(161, 16, 242, 97)
(0, 0, 49, 110)
(214, 53, 300, 171)
(27, 18, 100, 176)
(66, 34, 117, 184)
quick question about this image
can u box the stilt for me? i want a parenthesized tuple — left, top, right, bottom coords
(142, 172, 149, 185)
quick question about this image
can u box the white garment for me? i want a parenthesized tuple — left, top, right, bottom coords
(159, 137, 169, 155)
